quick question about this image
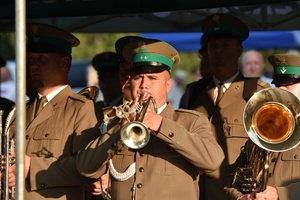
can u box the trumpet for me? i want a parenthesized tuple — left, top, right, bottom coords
(232, 88, 300, 193)
(113, 92, 157, 149)
(0, 109, 16, 200)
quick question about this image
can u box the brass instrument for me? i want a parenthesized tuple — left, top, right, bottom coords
(0, 109, 16, 200)
(119, 93, 157, 149)
(77, 86, 99, 102)
(232, 87, 300, 193)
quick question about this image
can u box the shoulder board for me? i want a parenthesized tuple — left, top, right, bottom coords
(257, 79, 271, 89)
(69, 93, 91, 103)
(176, 108, 204, 116)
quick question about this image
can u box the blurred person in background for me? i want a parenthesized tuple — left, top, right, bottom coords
(0, 56, 16, 102)
(92, 52, 123, 108)
(179, 34, 213, 108)
(0, 56, 15, 128)
(241, 50, 274, 87)
(85, 36, 143, 200)
(168, 69, 187, 109)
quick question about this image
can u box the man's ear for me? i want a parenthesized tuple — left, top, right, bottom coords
(61, 56, 70, 70)
(166, 77, 172, 93)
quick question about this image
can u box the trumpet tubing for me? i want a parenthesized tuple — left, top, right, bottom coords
(120, 93, 157, 149)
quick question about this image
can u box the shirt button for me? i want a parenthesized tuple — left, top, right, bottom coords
(139, 152, 144, 156)
(40, 184, 46, 188)
(294, 155, 298, 159)
(271, 158, 276, 162)
(234, 119, 238, 123)
(168, 132, 174, 137)
(45, 133, 49, 137)
(139, 167, 144, 172)
(137, 183, 143, 188)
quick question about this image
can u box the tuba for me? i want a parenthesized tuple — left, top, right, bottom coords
(232, 87, 300, 193)
(118, 92, 157, 149)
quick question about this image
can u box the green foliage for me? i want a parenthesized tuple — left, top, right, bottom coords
(0, 32, 15, 60)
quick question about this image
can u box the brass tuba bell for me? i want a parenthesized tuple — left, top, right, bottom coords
(232, 87, 300, 193)
(120, 93, 157, 149)
(244, 87, 300, 152)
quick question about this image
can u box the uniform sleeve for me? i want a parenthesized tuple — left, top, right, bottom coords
(156, 111, 225, 173)
(29, 101, 100, 190)
(276, 182, 300, 200)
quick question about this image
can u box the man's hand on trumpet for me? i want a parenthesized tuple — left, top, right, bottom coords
(120, 93, 162, 133)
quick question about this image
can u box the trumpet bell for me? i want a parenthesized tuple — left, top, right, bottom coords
(244, 88, 300, 152)
(120, 121, 150, 149)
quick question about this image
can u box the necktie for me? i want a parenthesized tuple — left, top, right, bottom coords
(216, 83, 224, 104)
(36, 96, 47, 116)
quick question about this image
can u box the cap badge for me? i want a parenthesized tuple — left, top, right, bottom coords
(138, 41, 147, 53)
(32, 37, 40, 43)
(280, 67, 286, 74)
(276, 56, 286, 65)
(31, 25, 38, 34)
(212, 15, 220, 24)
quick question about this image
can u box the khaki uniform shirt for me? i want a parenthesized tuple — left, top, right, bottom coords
(77, 103, 224, 200)
(184, 72, 270, 200)
(8, 86, 100, 200)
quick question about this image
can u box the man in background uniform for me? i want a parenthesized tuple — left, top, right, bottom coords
(7, 23, 100, 200)
(180, 13, 270, 200)
(224, 54, 300, 200)
(92, 52, 123, 108)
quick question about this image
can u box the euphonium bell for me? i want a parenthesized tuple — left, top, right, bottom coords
(244, 87, 300, 152)
(120, 93, 157, 149)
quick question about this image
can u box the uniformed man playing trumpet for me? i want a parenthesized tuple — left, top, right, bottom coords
(76, 38, 224, 200)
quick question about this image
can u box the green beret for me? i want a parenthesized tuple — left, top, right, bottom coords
(26, 23, 80, 54)
(268, 54, 300, 85)
(122, 38, 180, 73)
(115, 36, 144, 61)
(92, 52, 119, 73)
(202, 13, 249, 42)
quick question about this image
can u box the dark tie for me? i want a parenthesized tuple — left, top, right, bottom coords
(36, 96, 47, 116)
(216, 83, 224, 104)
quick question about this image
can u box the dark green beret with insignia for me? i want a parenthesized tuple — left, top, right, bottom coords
(115, 36, 144, 62)
(92, 52, 119, 73)
(122, 38, 180, 73)
(26, 23, 80, 54)
(268, 54, 300, 85)
(202, 13, 249, 42)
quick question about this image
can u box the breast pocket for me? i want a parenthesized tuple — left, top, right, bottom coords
(33, 127, 62, 140)
(30, 127, 63, 158)
(223, 111, 248, 138)
(280, 150, 300, 181)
